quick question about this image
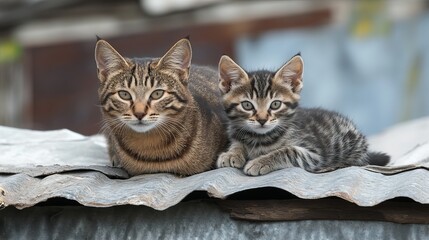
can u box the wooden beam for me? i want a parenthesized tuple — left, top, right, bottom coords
(218, 199, 429, 224)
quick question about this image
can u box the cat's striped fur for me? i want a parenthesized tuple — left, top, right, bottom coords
(95, 38, 228, 176)
(217, 55, 389, 176)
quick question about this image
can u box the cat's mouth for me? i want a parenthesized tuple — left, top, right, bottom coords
(132, 119, 156, 125)
(128, 120, 157, 133)
(250, 125, 276, 134)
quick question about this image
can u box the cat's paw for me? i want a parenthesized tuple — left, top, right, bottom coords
(217, 152, 246, 169)
(243, 158, 273, 176)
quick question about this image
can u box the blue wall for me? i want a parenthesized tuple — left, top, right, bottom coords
(236, 13, 429, 135)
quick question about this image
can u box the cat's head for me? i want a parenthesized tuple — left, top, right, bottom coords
(218, 54, 304, 134)
(95, 38, 192, 133)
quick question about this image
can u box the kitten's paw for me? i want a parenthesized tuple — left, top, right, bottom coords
(243, 159, 273, 176)
(216, 152, 246, 168)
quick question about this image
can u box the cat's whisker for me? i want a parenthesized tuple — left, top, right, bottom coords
(107, 118, 126, 135)
(159, 122, 186, 156)
(163, 117, 192, 138)
(156, 123, 170, 143)
(99, 117, 123, 135)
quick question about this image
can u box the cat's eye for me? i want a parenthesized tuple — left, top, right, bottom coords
(150, 90, 165, 100)
(241, 101, 254, 111)
(270, 100, 282, 110)
(118, 91, 132, 100)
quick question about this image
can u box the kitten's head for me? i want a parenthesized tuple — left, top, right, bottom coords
(218, 54, 303, 134)
(95, 38, 192, 133)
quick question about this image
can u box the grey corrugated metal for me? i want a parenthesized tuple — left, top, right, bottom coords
(0, 127, 128, 178)
(1, 166, 429, 210)
(1, 116, 429, 210)
(1, 201, 428, 240)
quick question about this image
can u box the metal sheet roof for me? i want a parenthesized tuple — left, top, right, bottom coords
(1, 117, 429, 210)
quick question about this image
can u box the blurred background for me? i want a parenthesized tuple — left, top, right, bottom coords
(0, 0, 428, 136)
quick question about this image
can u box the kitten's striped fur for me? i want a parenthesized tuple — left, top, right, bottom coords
(95, 39, 227, 176)
(217, 55, 389, 175)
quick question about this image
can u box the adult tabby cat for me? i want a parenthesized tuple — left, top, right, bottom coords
(216, 54, 389, 176)
(95, 38, 227, 176)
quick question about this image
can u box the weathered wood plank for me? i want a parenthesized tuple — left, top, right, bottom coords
(219, 199, 429, 224)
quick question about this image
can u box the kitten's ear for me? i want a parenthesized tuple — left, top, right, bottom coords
(218, 55, 249, 94)
(156, 38, 192, 83)
(95, 40, 129, 83)
(274, 55, 304, 94)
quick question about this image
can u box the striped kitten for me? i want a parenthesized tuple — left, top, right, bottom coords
(216, 54, 389, 176)
(95, 38, 228, 176)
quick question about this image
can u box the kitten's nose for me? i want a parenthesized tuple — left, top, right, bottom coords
(134, 112, 145, 120)
(257, 119, 267, 126)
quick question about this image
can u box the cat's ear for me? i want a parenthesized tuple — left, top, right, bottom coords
(156, 38, 192, 83)
(274, 55, 304, 94)
(218, 55, 249, 94)
(95, 40, 129, 83)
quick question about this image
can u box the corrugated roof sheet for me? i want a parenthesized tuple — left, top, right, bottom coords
(1, 117, 429, 210)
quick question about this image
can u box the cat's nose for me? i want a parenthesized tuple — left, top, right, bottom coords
(134, 112, 145, 120)
(257, 119, 267, 126)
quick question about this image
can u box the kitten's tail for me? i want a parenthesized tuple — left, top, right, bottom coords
(367, 152, 390, 166)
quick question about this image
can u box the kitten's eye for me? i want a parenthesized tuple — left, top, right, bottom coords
(150, 90, 165, 100)
(270, 100, 282, 110)
(118, 91, 132, 100)
(241, 101, 254, 111)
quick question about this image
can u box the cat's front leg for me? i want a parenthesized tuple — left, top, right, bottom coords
(108, 144, 122, 167)
(107, 136, 122, 167)
(244, 146, 321, 176)
(217, 141, 247, 169)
